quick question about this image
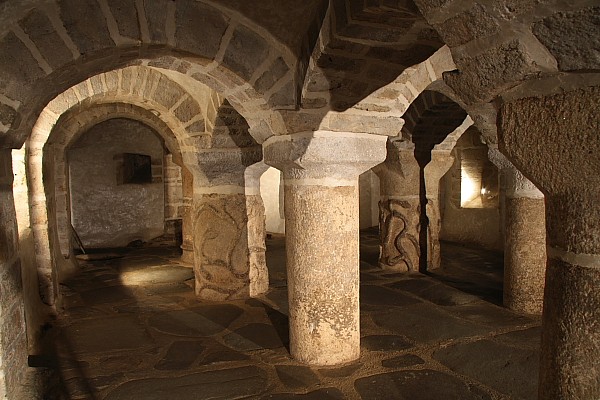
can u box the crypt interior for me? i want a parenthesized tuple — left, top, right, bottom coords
(0, 0, 598, 399)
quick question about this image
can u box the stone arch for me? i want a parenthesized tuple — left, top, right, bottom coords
(0, 0, 295, 150)
(23, 66, 207, 307)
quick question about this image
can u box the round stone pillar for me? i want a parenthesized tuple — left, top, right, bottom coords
(498, 83, 600, 398)
(264, 132, 387, 365)
(372, 140, 421, 272)
(489, 148, 546, 314)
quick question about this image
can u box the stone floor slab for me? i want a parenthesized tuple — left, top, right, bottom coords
(105, 366, 268, 400)
(433, 339, 539, 399)
(354, 369, 492, 400)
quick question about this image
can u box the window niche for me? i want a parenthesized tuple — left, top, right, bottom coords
(118, 153, 152, 184)
(455, 130, 499, 209)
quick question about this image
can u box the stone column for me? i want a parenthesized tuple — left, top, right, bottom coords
(488, 148, 546, 314)
(499, 84, 600, 398)
(264, 132, 387, 365)
(372, 140, 421, 272)
(192, 147, 268, 300)
(424, 150, 454, 270)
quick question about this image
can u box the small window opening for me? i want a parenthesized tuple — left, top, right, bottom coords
(122, 153, 152, 184)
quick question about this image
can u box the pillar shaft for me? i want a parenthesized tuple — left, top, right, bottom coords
(373, 141, 421, 271)
(265, 131, 387, 365)
(488, 148, 546, 314)
(539, 197, 600, 399)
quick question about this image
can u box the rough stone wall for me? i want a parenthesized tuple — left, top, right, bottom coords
(0, 150, 27, 399)
(440, 129, 501, 250)
(69, 118, 165, 248)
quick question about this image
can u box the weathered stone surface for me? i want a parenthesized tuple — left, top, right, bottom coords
(105, 366, 268, 400)
(107, 0, 140, 40)
(500, 85, 600, 254)
(223, 25, 270, 81)
(0, 103, 17, 126)
(434, 4, 499, 47)
(148, 304, 243, 336)
(539, 258, 600, 400)
(433, 339, 539, 399)
(223, 323, 285, 351)
(372, 303, 492, 343)
(143, 0, 169, 43)
(378, 198, 420, 272)
(173, 96, 201, 123)
(61, 315, 154, 354)
(354, 369, 492, 400)
(192, 193, 268, 300)
(255, 57, 289, 93)
(318, 363, 362, 378)
(361, 335, 413, 351)
(504, 197, 546, 314)
(275, 365, 320, 389)
(175, 1, 229, 59)
(154, 341, 205, 370)
(79, 285, 136, 305)
(262, 388, 345, 400)
(58, 0, 114, 55)
(360, 285, 421, 308)
(533, 6, 600, 71)
(381, 354, 425, 369)
(444, 39, 552, 104)
(19, 9, 74, 69)
(0, 31, 45, 100)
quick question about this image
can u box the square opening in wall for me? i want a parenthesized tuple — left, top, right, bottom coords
(122, 153, 152, 184)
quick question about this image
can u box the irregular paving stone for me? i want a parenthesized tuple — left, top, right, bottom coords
(381, 354, 426, 369)
(362, 335, 412, 351)
(355, 369, 492, 400)
(154, 341, 205, 371)
(371, 303, 492, 343)
(493, 327, 542, 350)
(433, 339, 539, 399)
(275, 365, 320, 389)
(318, 362, 363, 378)
(390, 273, 489, 308)
(360, 285, 422, 307)
(223, 323, 284, 351)
(446, 303, 535, 328)
(148, 304, 243, 336)
(105, 366, 268, 400)
(261, 388, 345, 399)
(119, 265, 194, 285)
(59, 315, 154, 354)
(79, 285, 136, 305)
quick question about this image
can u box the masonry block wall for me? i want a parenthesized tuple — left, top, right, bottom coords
(440, 128, 502, 250)
(68, 118, 165, 248)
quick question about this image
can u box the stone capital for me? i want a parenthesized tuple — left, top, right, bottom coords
(488, 147, 543, 199)
(263, 131, 387, 184)
(194, 146, 263, 192)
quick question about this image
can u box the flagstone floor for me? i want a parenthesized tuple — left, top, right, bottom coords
(38, 230, 541, 399)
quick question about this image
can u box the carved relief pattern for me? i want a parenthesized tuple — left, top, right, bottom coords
(378, 198, 420, 271)
(192, 194, 268, 301)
